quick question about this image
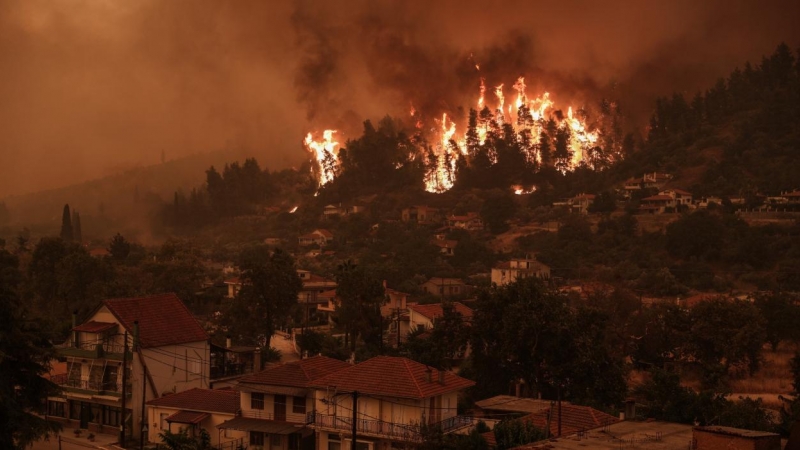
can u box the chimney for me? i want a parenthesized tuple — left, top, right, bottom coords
(226, 335, 232, 349)
(438, 369, 445, 385)
(253, 349, 262, 372)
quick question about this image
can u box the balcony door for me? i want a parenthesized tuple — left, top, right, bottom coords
(274, 395, 286, 421)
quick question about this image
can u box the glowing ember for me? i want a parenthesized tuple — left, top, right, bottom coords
(289, 206, 298, 213)
(304, 130, 339, 187)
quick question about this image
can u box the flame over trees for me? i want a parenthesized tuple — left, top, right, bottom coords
(304, 76, 623, 194)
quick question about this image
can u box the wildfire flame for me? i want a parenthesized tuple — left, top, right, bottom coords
(289, 206, 298, 213)
(304, 76, 605, 193)
(304, 130, 339, 188)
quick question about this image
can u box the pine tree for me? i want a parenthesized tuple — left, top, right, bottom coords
(59, 204, 73, 242)
(72, 210, 82, 243)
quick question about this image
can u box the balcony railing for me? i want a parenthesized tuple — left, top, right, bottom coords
(306, 411, 475, 443)
(50, 373, 128, 395)
(241, 410, 274, 420)
(55, 340, 130, 361)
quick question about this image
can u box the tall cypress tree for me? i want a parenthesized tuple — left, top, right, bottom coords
(59, 204, 73, 242)
(72, 210, 82, 243)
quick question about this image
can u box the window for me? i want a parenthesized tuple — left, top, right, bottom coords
(47, 401, 66, 418)
(250, 431, 265, 446)
(69, 401, 81, 420)
(251, 393, 264, 410)
(292, 396, 306, 414)
(102, 406, 121, 427)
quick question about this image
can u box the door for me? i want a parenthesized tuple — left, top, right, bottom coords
(274, 395, 286, 421)
(80, 402, 92, 429)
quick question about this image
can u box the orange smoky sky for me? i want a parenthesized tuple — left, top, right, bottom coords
(1, 0, 798, 197)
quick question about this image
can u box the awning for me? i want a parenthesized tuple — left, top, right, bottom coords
(217, 417, 301, 434)
(166, 410, 210, 425)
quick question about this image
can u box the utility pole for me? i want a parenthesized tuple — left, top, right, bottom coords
(120, 330, 128, 447)
(351, 391, 358, 450)
(135, 320, 147, 450)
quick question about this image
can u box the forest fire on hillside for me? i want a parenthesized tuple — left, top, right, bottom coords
(305, 76, 607, 193)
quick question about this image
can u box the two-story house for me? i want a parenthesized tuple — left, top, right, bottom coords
(401, 206, 441, 224)
(49, 293, 209, 441)
(219, 356, 351, 450)
(146, 388, 244, 448)
(308, 356, 476, 449)
(491, 257, 551, 286)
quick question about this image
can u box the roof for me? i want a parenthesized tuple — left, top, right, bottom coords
(166, 410, 209, 424)
(103, 294, 208, 348)
(642, 195, 673, 201)
(310, 356, 475, 399)
(669, 188, 692, 195)
(73, 321, 118, 333)
(681, 293, 719, 308)
(146, 388, 239, 415)
(238, 356, 351, 388)
(385, 288, 409, 297)
(572, 194, 596, 200)
(432, 239, 458, 248)
(522, 404, 619, 437)
(474, 395, 559, 414)
(423, 277, 465, 286)
(409, 302, 474, 321)
(224, 277, 241, 285)
(494, 260, 549, 271)
(513, 420, 693, 449)
(217, 417, 301, 434)
(313, 229, 334, 238)
(693, 426, 780, 438)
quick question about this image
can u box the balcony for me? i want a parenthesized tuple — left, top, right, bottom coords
(306, 411, 476, 443)
(50, 373, 130, 397)
(55, 341, 131, 361)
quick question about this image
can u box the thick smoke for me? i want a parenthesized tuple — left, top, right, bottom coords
(1, 0, 799, 197)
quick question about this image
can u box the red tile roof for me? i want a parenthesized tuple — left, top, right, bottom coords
(521, 404, 619, 437)
(73, 321, 118, 333)
(314, 229, 334, 238)
(147, 388, 239, 415)
(310, 356, 475, 399)
(103, 293, 208, 348)
(670, 188, 692, 196)
(239, 355, 351, 388)
(409, 302, 474, 321)
(642, 195, 673, 202)
(166, 410, 210, 424)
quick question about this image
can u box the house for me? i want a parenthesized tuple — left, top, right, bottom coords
(516, 421, 693, 449)
(447, 212, 484, 231)
(642, 172, 672, 190)
(623, 177, 642, 196)
(570, 194, 595, 214)
(218, 356, 351, 450)
(146, 388, 244, 448)
(323, 204, 345, 218)
(474, 395, 560, 418)
(298, 229, 334, 247)
(209, 336, 261, 388)
(420, 277, 469, 298)
(49, 294, 210, 440)
(520, 403, 619, 437)
(432, 238, 458, 256)
(401, 206, 441, 224)
(782, 190, 800, 205)
(491, 257, 550, 286)
(692, 426, 780, 450)
(695, 196, 723, 209)
(264, 238, 283, 246)
(382, 285, 409, 318)
(408, 302, 474, 334)
(224, 276, 244, 299)
(639, 194, 675, 214)
(662, 188, 693, 206)
(308, 356, 476, 449)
